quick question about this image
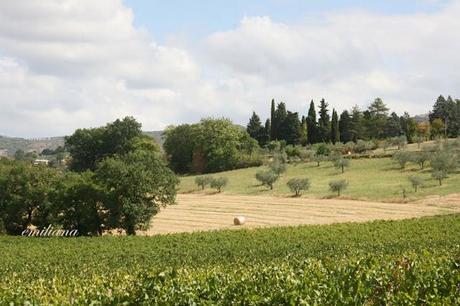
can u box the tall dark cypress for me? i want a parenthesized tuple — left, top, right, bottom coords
(339, 110, 352, 143)
(270, 99, 276, 139)
(330, 109, 339, 144)
(317, 99, 331, 143)
(274, 102, 287, 140)
(306, 100, 317, 144)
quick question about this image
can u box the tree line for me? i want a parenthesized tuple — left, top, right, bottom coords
(0, 117, 178, 236)
(247, 95, 460, 146)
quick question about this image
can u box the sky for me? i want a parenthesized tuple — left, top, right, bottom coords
(0, 0, 459, 137)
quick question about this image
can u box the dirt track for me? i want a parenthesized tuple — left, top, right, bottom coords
(144, 193, 460, 235)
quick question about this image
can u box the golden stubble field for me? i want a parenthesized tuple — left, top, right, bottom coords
(144, 193, 460, 235)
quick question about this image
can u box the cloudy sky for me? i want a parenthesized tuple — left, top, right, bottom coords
(0, 0, 459, 137)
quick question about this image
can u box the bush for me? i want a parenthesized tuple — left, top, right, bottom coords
(210, 177, 228, 193)
(329, 180, 348, 196)
(195, 176, 213, 190)
(255, 171, 279, 190)
(287, 178, 310, 196)
(408, 176, 424, 192)
(315, 143, 331, 156)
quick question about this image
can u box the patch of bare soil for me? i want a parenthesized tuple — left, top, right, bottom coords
(142, 193, 460, 235)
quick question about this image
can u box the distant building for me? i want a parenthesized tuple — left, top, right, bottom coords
(0, 149, 8, 157)
(33, 159, 49, 166)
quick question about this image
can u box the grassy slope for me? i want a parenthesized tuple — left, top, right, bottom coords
(179, 157, 460, 201)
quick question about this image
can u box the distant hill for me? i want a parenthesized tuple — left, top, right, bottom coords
(0, 131, 164, 157)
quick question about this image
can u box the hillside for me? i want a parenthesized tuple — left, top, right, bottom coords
(0, 131, 164, 156)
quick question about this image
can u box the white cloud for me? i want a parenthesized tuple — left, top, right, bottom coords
(0, 0, 459, 137)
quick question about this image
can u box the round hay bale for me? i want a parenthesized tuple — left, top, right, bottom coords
(233, 216, 246, 226)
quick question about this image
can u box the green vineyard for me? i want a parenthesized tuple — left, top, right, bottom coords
(1, 214, 459, 304)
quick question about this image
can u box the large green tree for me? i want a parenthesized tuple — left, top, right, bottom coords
(384, 112, 401, 138)
(65, 116, 143, 172)
(163, 124, 196, 174)
(0, 163, 59, 235)
(246, 112, 266, 146)
(95, 149, 178, 235)
(163, 118, 260, 174)
(366, 98, 389, 139)
(350, 106, 364, 141)
(429, 95, 458, 137)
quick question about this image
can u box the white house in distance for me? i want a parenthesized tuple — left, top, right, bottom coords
(0, 149, 8, 157)
(33, 159, 49, 166)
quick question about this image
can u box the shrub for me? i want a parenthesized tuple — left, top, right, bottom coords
(333, 158, 350, 173)
(287, 178, 310, 196)
(255, 171, 279, 190)
(210, 177, 228, 193)
(284, 145, 302, 158)
(195, 176, 213, 190)
(392, 151, 412, 169)
(315, 143, 331, 156)
(329, 180, 348, 196)
(408, 176, 424, 192)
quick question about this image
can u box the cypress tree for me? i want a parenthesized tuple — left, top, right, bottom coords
(339, 110, 352, 143)
(270, 99, 276, 139)
(282, 111, 301, 145)
(274, 102, 287, 140)
(330, 109, 339, 144)
(317, 99, 331, 143)
(299, 116, 308, 146)
(307, 100, 318, 144)
(263, 119, 271, 145)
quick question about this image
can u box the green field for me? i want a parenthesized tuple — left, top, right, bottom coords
(1, 214, 459, 304)
(180, 157, 460, 201)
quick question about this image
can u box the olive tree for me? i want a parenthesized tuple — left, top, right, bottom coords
(287, 178, 310, 197)
(333, 158, 350, 173)
(255, 170, 279, 190)
(432, 170, 447, 186)
(195, 175, 213, 190)
(408, 176, 423, 192)
(411, 152, 430, 170)
(329, 180, 348, 196)
(392, 151, 412, 169)
(210, 177, 228, 193)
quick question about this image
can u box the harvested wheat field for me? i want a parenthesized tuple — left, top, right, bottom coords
(144, 193, 460, 235)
